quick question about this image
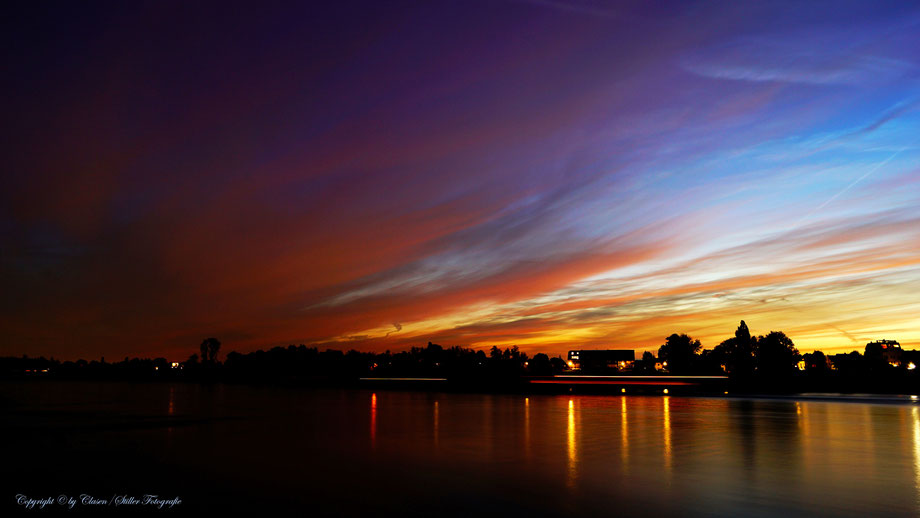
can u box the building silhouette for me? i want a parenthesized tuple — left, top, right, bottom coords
(866, 339, 902, 366)
(567, 350, 635, 373)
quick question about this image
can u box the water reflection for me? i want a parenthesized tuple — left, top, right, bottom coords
(913, 406, 920, 505)
(796, 401, 813, 475)
(370, 393, 377, 448)
(524, 397, 531, 459)
(734, 400, 757, 480)
(620, 396, 628, 468)
(567, 398, 577, 489)
(11, 383, 920, 516)
(166, 385, 176, 440)
(433, 400, 439, 449)
(483, 396, 493, 458)
(663, 396, 671, 477)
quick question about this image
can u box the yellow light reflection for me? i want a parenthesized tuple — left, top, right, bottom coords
(663, 396, 672, 476)
(370, 393, 377, 449)
(434, 400, 439, 449)
(621, 396, 629, 468)
(913, 406, 920, 507)
(567, 399, 577, 489)
(525, 397, 531, 459)
(797, 401, 813, 473)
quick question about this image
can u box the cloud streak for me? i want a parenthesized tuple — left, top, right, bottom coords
(2, 1, 920, 360)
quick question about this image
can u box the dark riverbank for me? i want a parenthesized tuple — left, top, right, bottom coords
(7, 333, 920, 397)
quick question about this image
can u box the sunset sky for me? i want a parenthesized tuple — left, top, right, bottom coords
(3, 1, 919, 360)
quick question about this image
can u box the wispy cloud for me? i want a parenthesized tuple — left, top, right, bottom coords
(3, 1, 920, 359)
(682, 32, 916, 85)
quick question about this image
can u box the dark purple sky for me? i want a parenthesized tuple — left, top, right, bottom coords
(3, 1, 920, 360)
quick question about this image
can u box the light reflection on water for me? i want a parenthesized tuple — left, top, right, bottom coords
(620, 395, 628, 468)
(433, 400, 439, 449)
(7, 382, 920, 517)
(370, 392, 376, 449)
(663, 395, 671, 481)
(566, 398, 576, 489)
(524, 396, 531, 459)
(914, 406, 920, 506)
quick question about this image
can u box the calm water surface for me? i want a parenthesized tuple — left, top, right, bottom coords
(4, 382, 920, 516)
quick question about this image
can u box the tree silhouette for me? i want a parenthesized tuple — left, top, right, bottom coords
(713, 320, 756, 377)
(633, 351, 657, 374)
(200, 338, 221, 364)
(754, 331, 799, 377)
(657, 333, 701, 374)
(803, 350, 828, 373)
(734, 321, 756, 375)
(529, 353, 552, 375)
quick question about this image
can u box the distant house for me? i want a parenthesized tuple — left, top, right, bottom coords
(866, 339, 902, 366)
(567, 350, 635, 373)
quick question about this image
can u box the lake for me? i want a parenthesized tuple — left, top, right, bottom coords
(4, 381, 919, 516)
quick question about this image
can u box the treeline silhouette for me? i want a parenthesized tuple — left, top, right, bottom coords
(3, 322, 919, 393)
(222, 342, 568, 381)
(637, 321, 920, 393)
(0, 340, 566, 387)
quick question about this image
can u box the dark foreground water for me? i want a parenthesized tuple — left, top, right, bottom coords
(4, 381, 920, 516)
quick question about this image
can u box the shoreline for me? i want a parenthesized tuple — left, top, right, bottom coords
(4, 376, 920, 405)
